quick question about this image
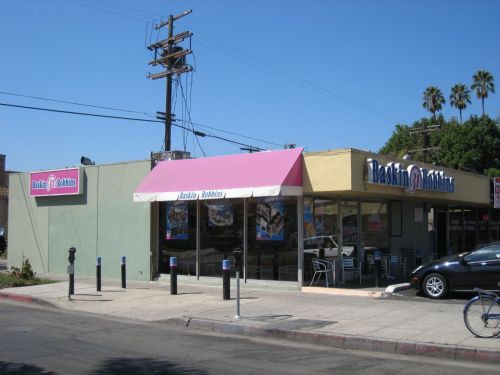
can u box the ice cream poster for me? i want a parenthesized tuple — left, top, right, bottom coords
(166, 201, 189, 240)
(256, 197, 285, 241)
(303, 197, 315, 238)
(207, 201, 234, 227)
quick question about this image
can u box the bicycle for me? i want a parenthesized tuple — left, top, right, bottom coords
(463, 289, 500, 338)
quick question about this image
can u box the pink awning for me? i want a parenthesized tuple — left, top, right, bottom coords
(134, 148, 303, 202)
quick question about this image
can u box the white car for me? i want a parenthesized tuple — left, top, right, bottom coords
(304, 236, 355, 258)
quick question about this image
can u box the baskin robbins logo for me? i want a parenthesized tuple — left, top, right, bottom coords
(367, 158, 455, 193)
(177, 190, 225, 200)
(30, 168, 82, 197)
(31, 174, 77, 192)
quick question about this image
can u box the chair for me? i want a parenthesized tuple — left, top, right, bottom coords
(367, 255, 389, 279)
(342, 256, 362, 285)
(310, 259, 335, 287)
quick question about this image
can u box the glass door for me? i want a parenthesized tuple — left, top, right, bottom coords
(341, 205, 359, 252)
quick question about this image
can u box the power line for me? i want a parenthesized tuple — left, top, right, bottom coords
(0, 91, 154, 117)
(0, 102, 160, 123)
(0, 90, 283, 147)
(63, 0, 403, 123)
(0, 102, 264, 151)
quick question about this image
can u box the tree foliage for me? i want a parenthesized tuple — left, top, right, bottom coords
(449, 83, 471, 123)
(422, 86, 446, 118)
(471, 69, 495, 115)
(379, 115, 500, 175)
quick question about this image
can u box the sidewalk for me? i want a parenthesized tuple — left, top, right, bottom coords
(0, 274, 499, 364)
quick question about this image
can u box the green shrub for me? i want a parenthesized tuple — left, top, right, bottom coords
(10, 258, 36, 280)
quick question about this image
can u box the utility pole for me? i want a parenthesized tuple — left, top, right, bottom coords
(147, 10, 193, 151)
(409, 124, 440, 163)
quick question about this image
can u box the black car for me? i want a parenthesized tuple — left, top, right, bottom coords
(410, 243, 500, 299)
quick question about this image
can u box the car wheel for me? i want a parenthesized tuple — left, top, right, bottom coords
(423, 273, 447, 299)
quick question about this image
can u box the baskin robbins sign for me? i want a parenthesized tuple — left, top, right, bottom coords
(367, 158, 455, 194)
(30, 168, 84, 197)
(177, 190, 225, 200)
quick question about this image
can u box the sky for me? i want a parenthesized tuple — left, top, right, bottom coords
(1, 0, 499, 172)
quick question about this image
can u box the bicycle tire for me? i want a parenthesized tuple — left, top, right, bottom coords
(463, 295, 500, 338)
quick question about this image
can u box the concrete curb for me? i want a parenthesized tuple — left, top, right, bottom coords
(0, 291, 57, 308)
(384, 283, 411, 294)
(164, 316, 500, 364)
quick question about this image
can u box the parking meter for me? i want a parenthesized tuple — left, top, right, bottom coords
(233, 248, 243, 319)
(68, 247, 76, 265)
(233, 248, 243, 272)
(68, 247, 76, 298)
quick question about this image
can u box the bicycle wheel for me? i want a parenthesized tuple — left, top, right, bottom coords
(463, 296, 500, 338)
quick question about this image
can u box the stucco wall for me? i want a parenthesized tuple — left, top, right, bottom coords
(8, 160, 152, 281)
(303, 149, 353, 193)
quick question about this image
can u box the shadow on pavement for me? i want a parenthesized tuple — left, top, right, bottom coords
(90, 357, 208, 375)
(0, 360, 54, 374)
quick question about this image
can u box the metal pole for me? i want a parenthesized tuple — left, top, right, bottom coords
(96, 256, 101, 292)
(121, 256, 126, 289)
(196, 200, 200, 280)
(243, 198, 247, 282)
(297, 196, 304, 287)
(170, 256, 177, 295)
(235, 270, 241, 319)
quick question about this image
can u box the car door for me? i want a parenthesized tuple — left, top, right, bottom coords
(464, 244, 500, 290)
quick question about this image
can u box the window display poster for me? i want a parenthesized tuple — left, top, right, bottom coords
(207, 201, 234, 227)
(256, 197, 285, 241)
(166, 201, 189, 240)
(368, 213, 382, 232)
(303, 197, 315, 238)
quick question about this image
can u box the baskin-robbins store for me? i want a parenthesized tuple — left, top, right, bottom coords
(7, 147, 498, 288)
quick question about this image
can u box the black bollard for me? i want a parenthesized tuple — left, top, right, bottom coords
(374, 250, 381, 288)
(121, 256, 126, 289)
(222, 259, 230, 300)
(68, 247, 76, 297)
(96, 256, 101, 292)
(170, 257, 177, 295)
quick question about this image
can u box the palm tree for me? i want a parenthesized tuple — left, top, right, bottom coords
(422, 86, 446, 119)
(471, 69, 495, 115)
(449, 83, 471, 123)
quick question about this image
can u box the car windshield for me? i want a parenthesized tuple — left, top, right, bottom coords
(466, 244, 500, 262)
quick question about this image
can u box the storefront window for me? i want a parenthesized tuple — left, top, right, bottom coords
(247, 197, 297, 281)
(159, 201, 197, 275)
(303, 197, 338, 238)
(463, 208, 477, 250)
(360, 201, 388, 248)
(199, 199, 243, 277)
(477, 208, 490, 246)
(491, 209, 500, 242)
(449, 207, 463, 254)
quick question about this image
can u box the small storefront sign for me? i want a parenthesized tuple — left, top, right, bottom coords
(30, 168, 83, 197)
(367, 159, 455, 194)
(494, 177, 500, 209)
(177, 190, 225, 200)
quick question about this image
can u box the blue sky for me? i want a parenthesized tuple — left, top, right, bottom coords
(1, 0, 499, 172)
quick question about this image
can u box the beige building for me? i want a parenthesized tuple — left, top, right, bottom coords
(7, 148, 498, 287)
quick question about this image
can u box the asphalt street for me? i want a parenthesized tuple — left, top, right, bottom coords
(0, 301, 498, 375)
